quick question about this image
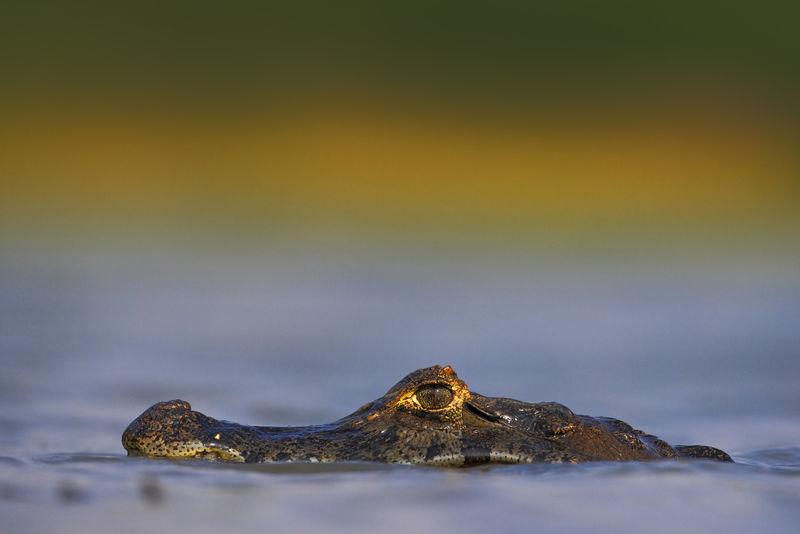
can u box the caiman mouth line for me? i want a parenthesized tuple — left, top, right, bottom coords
(122, 365, 733, 466)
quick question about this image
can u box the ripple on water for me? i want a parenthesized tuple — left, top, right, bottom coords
(733, 447, 800, 471)
(33, 453, 127, 465)
(25, 448, 800, 476)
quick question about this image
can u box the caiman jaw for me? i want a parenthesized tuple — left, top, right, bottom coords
(123, 436, 245, 462)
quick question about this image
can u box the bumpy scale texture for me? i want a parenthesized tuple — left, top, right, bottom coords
(122, 365, 732, 465)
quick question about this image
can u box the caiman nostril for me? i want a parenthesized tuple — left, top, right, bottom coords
(158, 400, 192, 411)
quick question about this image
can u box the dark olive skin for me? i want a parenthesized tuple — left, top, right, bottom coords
(122, 365, 732, 465)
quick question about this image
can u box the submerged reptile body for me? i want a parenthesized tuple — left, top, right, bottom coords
(122, 365, 732, 465)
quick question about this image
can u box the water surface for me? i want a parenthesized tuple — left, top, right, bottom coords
(1, 244, 799, 533)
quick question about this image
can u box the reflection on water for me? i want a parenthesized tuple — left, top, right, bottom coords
(2, 450, 799, 533)
(1, 245, 799, 533)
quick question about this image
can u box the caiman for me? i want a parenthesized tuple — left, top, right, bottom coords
(122, 365, 732, 465)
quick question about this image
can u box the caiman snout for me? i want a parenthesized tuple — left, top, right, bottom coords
(122, 399, 245, 462)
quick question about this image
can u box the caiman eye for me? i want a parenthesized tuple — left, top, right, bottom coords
(414, 384, 454, 410)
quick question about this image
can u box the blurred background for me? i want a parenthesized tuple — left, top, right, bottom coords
(1, 0, 799, 445)
(1, 0, 798, 249)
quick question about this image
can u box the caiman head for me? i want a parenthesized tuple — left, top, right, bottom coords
(122, 365, 731, 465)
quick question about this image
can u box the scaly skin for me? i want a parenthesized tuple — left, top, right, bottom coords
(122, 365, 732, 465)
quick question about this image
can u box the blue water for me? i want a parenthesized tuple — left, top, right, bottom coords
(1, 243, 799, 533)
